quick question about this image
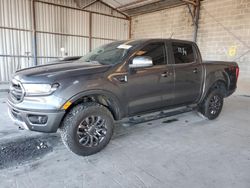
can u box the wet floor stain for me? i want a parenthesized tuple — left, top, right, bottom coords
(0, 134, 60, 169)
(114, 111, 184, 139)
(240, 95, 250, 98)
(162, 118, 178, 124)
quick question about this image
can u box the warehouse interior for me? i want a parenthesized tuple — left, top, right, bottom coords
(1, 0, 250, 82)
(0, 0, 250, 187)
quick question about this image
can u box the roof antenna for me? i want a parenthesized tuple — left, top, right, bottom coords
(169, 32, 174, 39)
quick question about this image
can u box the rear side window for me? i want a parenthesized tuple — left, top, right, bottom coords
(172, 42, 195, 64)
(135, 42, 166, 66)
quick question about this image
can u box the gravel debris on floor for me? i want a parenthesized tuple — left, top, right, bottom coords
(0, 134, 60, 169)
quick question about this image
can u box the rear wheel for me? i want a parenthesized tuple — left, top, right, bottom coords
(59, 102, 114, 156)
(198, 90, 224, 120)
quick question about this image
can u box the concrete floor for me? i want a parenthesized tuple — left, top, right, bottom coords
(0, 80, 250, 188)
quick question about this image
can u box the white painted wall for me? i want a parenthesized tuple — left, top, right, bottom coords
(131, 0, 250, 78)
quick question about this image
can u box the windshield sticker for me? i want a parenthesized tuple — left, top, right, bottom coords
(177, 47, 187, 56)
(117, 44, 132, 49)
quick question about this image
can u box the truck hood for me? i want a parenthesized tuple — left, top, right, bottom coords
(13, 61, 112, 83)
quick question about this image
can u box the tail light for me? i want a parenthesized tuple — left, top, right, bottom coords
(236, 66, 239, 81)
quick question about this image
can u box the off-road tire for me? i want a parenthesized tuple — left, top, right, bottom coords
(198, 90, 224, 120)
(59, 102, 114, 156)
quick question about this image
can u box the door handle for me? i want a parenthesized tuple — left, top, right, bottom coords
(193, 68, 198, 73)
(114, 75, 128, 83)
(161, 71, 172, 77)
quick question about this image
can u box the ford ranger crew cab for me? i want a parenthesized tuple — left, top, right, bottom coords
(8, 39, 239, 156)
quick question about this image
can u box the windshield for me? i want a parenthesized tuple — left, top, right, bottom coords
(79, 41, 132, 65)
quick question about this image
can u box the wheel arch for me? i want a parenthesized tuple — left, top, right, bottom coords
(61, 90, 124, 122)
(200, 73, 228, 104)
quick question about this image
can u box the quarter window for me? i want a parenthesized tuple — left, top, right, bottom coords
(172, 43, 195, 64)
(135, 42, 166, 66)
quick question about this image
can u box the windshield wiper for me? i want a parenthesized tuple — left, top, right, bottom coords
(84, 60, 100, 64)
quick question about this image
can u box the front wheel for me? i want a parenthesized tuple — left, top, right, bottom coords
(59, 102, 114, 156)
(198, 90, 224, 120)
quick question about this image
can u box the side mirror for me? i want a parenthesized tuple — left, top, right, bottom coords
(129, 56, 153, 68)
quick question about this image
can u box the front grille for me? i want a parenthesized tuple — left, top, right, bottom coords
(10, 79, 24, 102)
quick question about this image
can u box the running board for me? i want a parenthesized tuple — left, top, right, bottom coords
(121, 105, 197, 125)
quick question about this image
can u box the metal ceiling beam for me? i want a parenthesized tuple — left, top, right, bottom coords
(99, 0, 130, 18)
(36, 0, 128, 19)
(74, 0, 129, 18)
(182, 0, 197, 6)
(187, 4, 195, 22)
(182, 0, 200, 42)
(116, 0, 148, 10)
(81, 0, 99, 9)
(124, 0, 185, 16)
(193, 0, 200, 42)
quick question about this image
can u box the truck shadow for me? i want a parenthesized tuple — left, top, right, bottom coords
(0, 108, 192, 170)
(113, 108, 192, 139)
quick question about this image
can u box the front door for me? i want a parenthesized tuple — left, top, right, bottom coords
(127, 42, 174, 115)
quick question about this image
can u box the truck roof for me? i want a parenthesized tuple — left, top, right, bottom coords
(124, 38, 195, 45)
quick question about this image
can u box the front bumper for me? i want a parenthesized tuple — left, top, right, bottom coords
(8, 102, 65, 133)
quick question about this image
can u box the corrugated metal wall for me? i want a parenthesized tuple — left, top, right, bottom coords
(0, 0, 33, 82)
(35, 1, 90, 65)
(92, 14, 129, 40)
(0, 0, 129, 82)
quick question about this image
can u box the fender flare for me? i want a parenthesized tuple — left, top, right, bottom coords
(65, 89, 124, 120)
(199, 71, 229, 103)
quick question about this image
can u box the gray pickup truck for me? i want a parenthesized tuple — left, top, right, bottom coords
(8, 39, 239, 156)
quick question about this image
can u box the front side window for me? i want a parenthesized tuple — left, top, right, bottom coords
(135, 42, 166, 66)
(172, 42, 195, 64)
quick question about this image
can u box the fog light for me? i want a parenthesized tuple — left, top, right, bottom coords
(28, 115, 48, 124)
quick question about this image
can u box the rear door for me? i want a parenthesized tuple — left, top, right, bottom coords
(127, 41, 174, 115)
(170, 42, 203, 105)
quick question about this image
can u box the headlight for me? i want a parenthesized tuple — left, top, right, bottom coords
(23, 83, 59, 96)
